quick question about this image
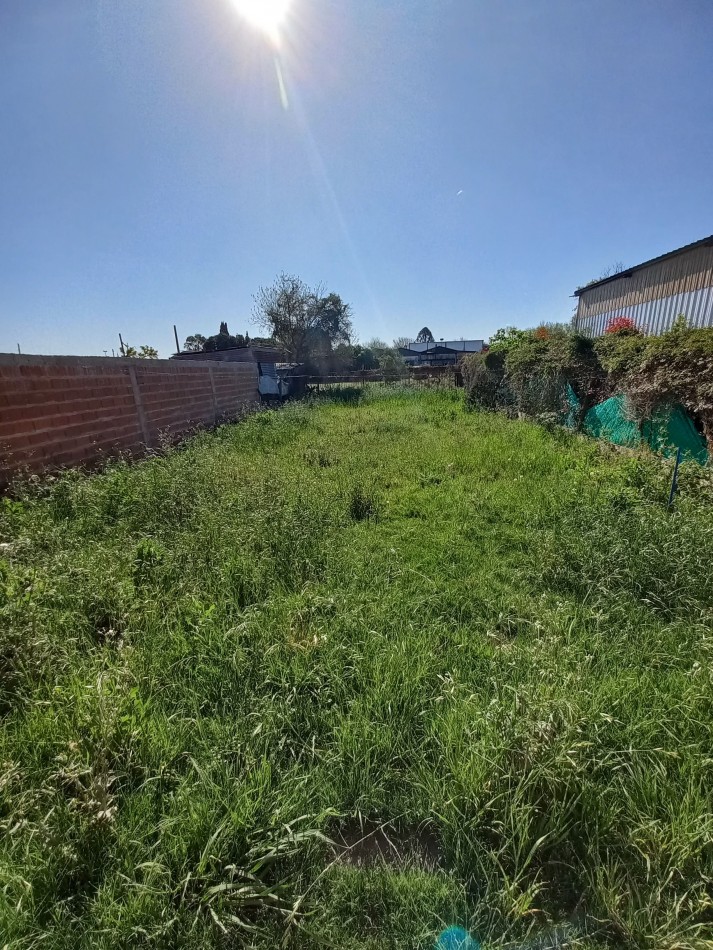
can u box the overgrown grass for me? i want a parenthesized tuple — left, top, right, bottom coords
(1, 388, 712, 949)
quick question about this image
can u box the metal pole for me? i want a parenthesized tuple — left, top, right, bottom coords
(173, 324, 180, 355)
(17, 343, 21, 354)
(119, 333, 125, 356)
(667, 447, 683, 510)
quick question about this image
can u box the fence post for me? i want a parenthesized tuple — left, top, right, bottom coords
(208, 365, 219, 423)
(667, 447, 683, 510)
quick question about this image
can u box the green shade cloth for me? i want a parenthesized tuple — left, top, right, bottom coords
(564, 386, 708, 464)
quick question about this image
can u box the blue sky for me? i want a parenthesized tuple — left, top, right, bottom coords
(1, 0, 712, 357)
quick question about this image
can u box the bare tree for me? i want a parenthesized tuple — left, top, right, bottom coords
(599, 261, 625, 279)
(253, 274, 352, 362)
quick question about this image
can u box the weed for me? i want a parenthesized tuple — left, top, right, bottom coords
(0, 389, 712, 948)
(348, 484, 378, 522)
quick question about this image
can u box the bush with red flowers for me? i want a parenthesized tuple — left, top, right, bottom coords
(605, 315, 641, 336)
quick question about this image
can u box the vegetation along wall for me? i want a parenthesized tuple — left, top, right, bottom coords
(462, 321, 713, 462)
(0, 354, 259, 484)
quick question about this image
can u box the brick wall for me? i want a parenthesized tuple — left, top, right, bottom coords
(0, 354, 258, 484)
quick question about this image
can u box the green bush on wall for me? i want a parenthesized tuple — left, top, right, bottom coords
(463, 319, 711, 463)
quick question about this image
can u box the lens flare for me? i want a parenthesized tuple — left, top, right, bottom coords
(230, 0, 291, 44)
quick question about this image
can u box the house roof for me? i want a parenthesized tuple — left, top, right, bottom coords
(400, 340, 483, 354)
(172, 345, 285, 362)
(575, 234, 713, 296)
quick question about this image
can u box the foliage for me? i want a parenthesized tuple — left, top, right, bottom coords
(351, 345, 379, 371)
(610, 318, 713, 444)
(184, 333, 208, 352)
(365, 338, 408, 378)
(393, 336, 413, 350)
(604, 315, 641, 336)
(253, 274, 352, 367)
(505, 329, 604, 424)
(330, 342, 407, 379)
(204, 323, 247, 352)
(461, 351, 509, 409)
(470, 321, 713, 450)
(416, 326, 435, 343)
(2, 390, 713, 948)
(121, 344, 159, 359)
(184, 325, 248, 353)
(488, 325, 528, 353)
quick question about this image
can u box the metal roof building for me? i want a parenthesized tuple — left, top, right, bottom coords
(573, 235, 713, 337)
(399, 340, 484, 365)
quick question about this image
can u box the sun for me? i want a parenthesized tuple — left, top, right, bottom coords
(231, 0, 292, 44)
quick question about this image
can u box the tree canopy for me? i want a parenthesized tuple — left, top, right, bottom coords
(121, 344, 159, 359)
(184, 325, 247, 353)
(416, 327, 435, 343)
(253, 274, 352, 365)
(393, 336, 413, 350)
(183, 334, 207, 352)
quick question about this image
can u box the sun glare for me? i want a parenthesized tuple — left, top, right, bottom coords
(231, 0, 292, 44)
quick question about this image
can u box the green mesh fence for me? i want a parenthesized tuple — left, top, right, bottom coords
(585, 395, 641, 448)
(642, 405, 709, 464)
(565, 386, 708, 464)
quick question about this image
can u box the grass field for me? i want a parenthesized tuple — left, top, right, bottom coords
(1, 388, 713, 949)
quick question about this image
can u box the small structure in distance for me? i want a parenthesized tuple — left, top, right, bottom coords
(398, 339, 484, 367)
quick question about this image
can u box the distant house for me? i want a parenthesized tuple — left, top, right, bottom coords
(574, 235, 713, 337)
(398, 340, 484, 366)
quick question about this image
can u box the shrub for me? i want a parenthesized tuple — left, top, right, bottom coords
(470, 321, 713, 453)
(506, 331, 605, 425)
(461, 352, 509, 410)
(616, 320, 713, 445)
(604, 315, 641, 336)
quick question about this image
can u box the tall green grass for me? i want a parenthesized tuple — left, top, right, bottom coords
(1, 388, 712, 949)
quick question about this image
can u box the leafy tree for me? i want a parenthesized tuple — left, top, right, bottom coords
(364, 338, 406, 378)
(488, 326, 528, 353)
(183, 324, 248, 353)
(416, 327, 435, 343)
(184, 334, 207, 352)
(352, 346, 379, 371)
(202, 323, 246, 352)
(253, 274, 352, 364)
(204, 332, 245, 352)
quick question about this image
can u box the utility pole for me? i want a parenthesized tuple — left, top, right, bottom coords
(17, 343, 21, 354)
(119, 333, 125, 356)
(173, 324, 181, 355)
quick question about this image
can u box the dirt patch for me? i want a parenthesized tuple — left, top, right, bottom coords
(331, 818, 441, 869)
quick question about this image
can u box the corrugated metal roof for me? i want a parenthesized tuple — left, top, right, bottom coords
(575, 234, 713, 296)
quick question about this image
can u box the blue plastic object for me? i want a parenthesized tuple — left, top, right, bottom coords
(436, 926, 480, 950)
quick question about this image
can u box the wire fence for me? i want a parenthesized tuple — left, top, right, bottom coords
(281, 367, 464, 392)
